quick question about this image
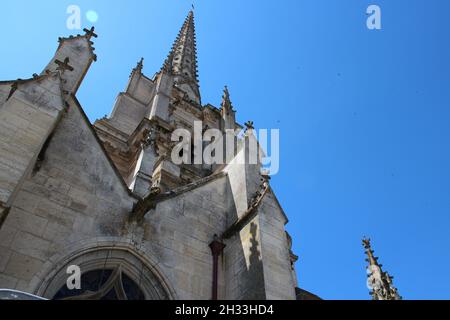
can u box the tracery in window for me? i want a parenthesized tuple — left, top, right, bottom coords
(53, 266, 145, 300)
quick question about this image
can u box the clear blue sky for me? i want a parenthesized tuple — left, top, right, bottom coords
(2, 0, 450, 300)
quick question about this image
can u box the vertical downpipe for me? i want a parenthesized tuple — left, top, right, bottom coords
(209, 235, 226, 300)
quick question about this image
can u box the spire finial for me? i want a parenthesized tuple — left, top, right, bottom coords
(363, 237, 402, 300)
(362, 236, 371, 250)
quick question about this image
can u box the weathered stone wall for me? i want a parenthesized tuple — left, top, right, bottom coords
(221, 193, 296, 300)
(221, 134, 297, 300)
(259, 193, 297, 300)
(127, 74, 156, 106)
(136, 174, 234, 299)
(0, 96, 136, 293)
(0, 83, 12, 107)
(0, 75, 64, 208)
(224, 216, 267, 300)
(109, 93, 150, 136)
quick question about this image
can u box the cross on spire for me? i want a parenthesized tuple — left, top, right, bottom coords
(83, 27, 98, 40)
(54, 57, 74, 74)
(245, 121, 255, 131)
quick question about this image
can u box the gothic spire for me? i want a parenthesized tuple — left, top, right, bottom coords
(363, 238, 402, 300)
(162, 10, 201, 105)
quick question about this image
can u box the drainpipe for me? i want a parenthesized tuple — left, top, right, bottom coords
(209, 234, 226, 300)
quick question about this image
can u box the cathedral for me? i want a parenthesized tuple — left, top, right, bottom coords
(0, 11, 304, 300)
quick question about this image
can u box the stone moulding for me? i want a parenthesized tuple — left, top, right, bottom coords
(34, 239, 178, 300)
(130, 171, 228, 222)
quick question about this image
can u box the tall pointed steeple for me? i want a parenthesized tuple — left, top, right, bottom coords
(162, 10, 201, 105)
(363, 238, 402, 300)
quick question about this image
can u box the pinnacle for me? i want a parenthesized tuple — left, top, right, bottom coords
(221, 85, 235, 113)
(362, 238, 401, 300)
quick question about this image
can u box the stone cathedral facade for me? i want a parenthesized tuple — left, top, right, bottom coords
(0, 11, 301, 300)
